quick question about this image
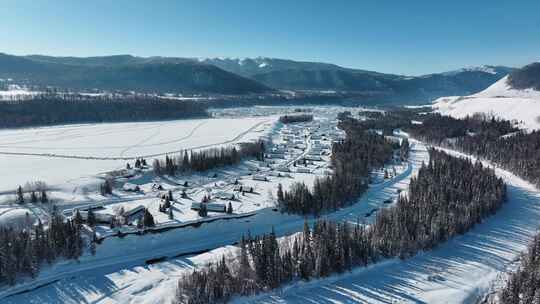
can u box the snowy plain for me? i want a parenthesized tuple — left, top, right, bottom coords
(0, 117, 274, 193)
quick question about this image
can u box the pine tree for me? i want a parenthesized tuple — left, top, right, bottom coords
(87, 209, 96, 227)
(277, 183, 284, 203)
(73, 210, 83, 228)
(198, 204, 208, 217)
(30, 191, 38, 204)
(100, 180, 113, 196)
(153, 159, 162, 175)
(90, 231, 97, 256)
(16, 186, 24, 204)
(143, 209, 155, 227)
(40, 190, 48, 204)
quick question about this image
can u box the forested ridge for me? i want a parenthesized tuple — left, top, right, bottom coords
(405, 113, 540, 188)
(0, 94, 208, 128)
(278, 117, 400, 215)
(453, 131, 540, 188)
(407, 113, 518, 144)
(174, 149, 506, 303)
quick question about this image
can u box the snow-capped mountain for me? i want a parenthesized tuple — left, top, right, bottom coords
(0, 53, 514, 103)
(203, 57, 512, 103)
(440, 65, 511, 76)
(434, 63, 540, 130)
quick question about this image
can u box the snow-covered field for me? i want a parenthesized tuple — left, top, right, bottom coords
(433, 75, 540, 130)
(0, 117, 274, 192)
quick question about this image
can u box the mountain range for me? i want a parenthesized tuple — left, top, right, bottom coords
(0, 53, 271, 95)
(0, 53, 515, 103)
(203, 57, 514, 102)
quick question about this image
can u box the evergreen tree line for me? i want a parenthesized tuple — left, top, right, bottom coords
(357, 108, 421, 136)
(278, 117, 397, 215)
(0, 94, 208, 128)
(408, 117, 540, 302)
(278, 114, 313, 124)
(452, 131, 540, 189)
(405, 113, 540, 189)
(0, 211, 85, 286)
(153, 141, 265, 175)
(372, 149, 506, 258)
(499, 233, 540, 303)
(175, 149, 506, 303)
(14, 185, 49, 205)
(398, 112, 540, 301)
(407, 113, 518, 145)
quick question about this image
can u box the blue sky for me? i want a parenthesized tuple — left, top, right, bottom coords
(1, 0, 539, 75)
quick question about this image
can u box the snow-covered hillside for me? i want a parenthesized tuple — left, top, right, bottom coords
(433, 75, 540, 130)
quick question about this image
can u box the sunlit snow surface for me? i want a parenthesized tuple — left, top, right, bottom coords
(0, 117, 274, 192)
(433, 75, 540, 131)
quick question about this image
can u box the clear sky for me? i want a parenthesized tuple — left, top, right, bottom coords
(1, 0, 539, 75)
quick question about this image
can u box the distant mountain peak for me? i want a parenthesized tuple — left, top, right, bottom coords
(441, 65, 512, 76)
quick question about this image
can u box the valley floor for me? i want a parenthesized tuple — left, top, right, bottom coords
(0, 138, 429, 304)
(4, 110, 539, 304)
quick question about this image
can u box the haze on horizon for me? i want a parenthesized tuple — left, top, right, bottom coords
(1, 0, 539, 75)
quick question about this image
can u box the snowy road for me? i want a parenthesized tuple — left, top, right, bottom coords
(1, 140, 429, 303)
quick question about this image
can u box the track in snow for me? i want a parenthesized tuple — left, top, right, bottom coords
(0, 120, 268, 161)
